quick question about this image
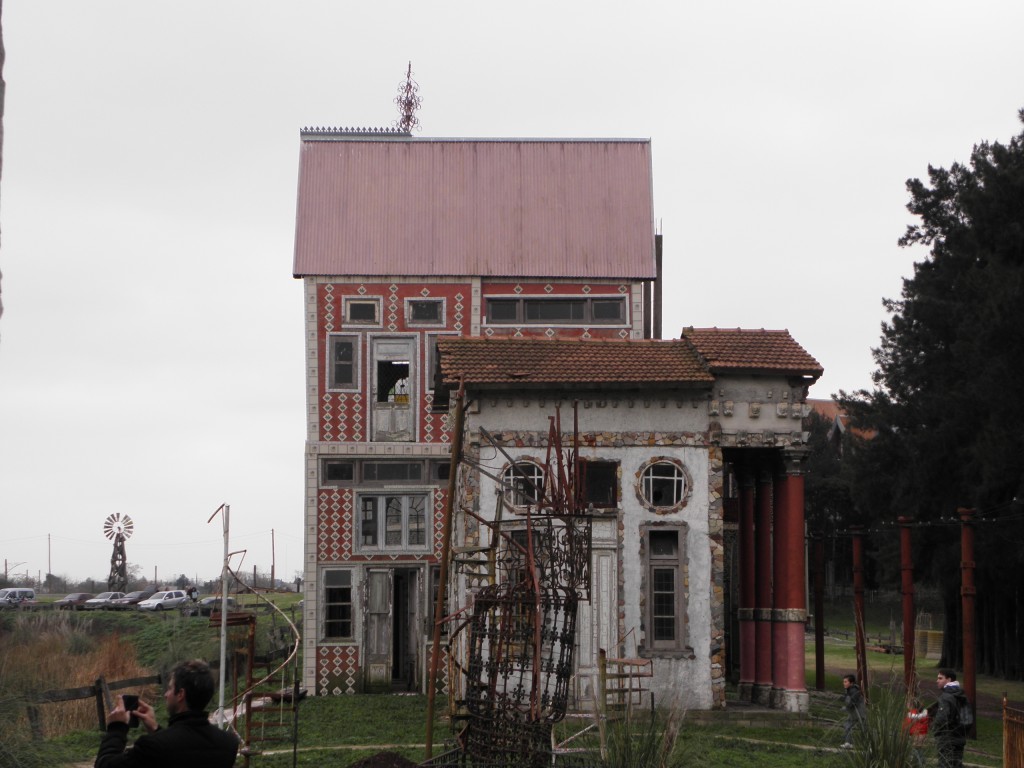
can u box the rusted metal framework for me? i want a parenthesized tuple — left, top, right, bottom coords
(433, 404, 593, 767)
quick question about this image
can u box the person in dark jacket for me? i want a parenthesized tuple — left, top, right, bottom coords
(840, 673, 867, 748)
(95, 658, 238, 768)
(932, 668, 968, 768)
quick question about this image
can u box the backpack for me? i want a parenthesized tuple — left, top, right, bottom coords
(956, 695, 973, 729)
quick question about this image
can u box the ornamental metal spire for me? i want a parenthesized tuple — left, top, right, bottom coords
(394, 61, 422, 133)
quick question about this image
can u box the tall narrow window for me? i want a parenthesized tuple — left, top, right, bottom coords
(323, 569, 353, 639)
(328, 336, 358, 389)
(360, 498, 379, 547)
(645, 527, 687, 652)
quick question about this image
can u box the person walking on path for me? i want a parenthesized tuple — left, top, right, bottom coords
(95, 658, 238, 768)
(932, 668, 969, 768)
(840, 673, 867, 748)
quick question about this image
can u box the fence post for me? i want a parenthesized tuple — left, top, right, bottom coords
(27, 704, 44, 739)
(95, 676, 107, 731)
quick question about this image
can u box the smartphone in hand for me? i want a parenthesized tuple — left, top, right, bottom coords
(122, 694, 140, 728)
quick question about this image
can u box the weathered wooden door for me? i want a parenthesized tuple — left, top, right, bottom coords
(364, 569, 393, 691)
(575, 546, 618, 702)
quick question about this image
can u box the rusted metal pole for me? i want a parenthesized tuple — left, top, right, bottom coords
(852, 525, 868, 699)
(813, 531, 825, 691)
(958, 507, 977, 739)
(425, 383, 466, 759)
(899, 516, 916, 696)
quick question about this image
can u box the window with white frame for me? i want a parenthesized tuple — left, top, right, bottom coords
(327, 336, 359, 390)
(323, 569, 353, 639)
(322, 460, 355, 484)
(485, 296, 626, 325)
(406, 298, 444, 326)
(644, 527, 688, 652)
(343, 297, 381, 325)
(321, 459, 448, 486)
(502, 462, 545, 507)
(358, 494, 429, 550)
(640, 460, 687, 509)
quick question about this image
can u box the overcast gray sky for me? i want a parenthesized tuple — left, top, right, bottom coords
(2, 1, 1022, 586)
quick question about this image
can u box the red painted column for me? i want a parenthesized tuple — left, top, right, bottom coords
(899, 516, 916, 695)
(738, 467, 757, 702)
(852, 525, 868, 698)
(771, 462, 790, 708)
(753, 466, 774, 706)
(773, 450, 809, 711)
(813, 533, 825, 691)
(959, 507, 977, 739)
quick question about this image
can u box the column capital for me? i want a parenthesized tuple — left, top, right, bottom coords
(780, 447, 810, 475)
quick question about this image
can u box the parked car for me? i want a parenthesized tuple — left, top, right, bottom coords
(107, 590, 155, 610)
(54, 592, 94, 610)
(0, 588, 36, 609)
(198, 596, 237, 616)
(137, 590, 188, 611)
(83, 591, 126, 610)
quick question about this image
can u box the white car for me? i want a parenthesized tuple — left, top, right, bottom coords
(137, 590, 188, 611)
(83, 591, 126, 610)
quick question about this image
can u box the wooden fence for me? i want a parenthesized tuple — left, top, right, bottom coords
(26, 673, 164, 738)
(1007, 695, 1024, 768)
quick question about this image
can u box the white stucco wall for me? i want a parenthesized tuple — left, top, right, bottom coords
(462, 392, 720, 711)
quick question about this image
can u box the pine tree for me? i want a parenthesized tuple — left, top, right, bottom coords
(840, 109, 1024, 679)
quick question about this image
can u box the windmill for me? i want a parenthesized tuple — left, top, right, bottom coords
(103, 513, 134, 592)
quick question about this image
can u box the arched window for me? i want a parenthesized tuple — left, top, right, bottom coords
(640, 461, 687, 509)
(502, 462, 545, 507)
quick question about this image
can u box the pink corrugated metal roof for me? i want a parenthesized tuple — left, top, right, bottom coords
(292, 135, 656, 278)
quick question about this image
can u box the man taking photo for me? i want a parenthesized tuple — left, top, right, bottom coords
(95, 658, 239, 767)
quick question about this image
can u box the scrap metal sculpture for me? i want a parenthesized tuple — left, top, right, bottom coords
(436, 405, 592, 767)
(395, 61, 422, 133)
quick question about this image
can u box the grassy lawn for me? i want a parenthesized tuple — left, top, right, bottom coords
(12, 594, 1022, 767)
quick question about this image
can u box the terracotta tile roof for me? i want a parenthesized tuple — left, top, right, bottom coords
(293, 136, 655, 279)
(680, 327, 823, 378)
(807, 398, 841, 421)
(806, 398, 877, 440)
(437, 338, 714, 389)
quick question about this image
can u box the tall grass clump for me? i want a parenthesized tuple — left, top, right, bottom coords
(0, 611, 156, 738)
(598, 697, 685, 768)
(840, 683, 933, 768)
